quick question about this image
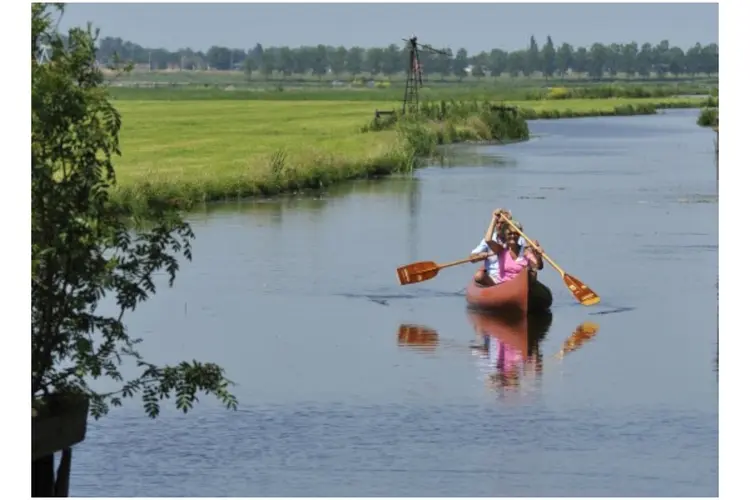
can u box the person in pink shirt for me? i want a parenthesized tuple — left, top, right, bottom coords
(472, 209, 544, 285)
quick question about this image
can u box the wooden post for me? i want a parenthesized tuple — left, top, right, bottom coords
(32, 394, 89, 497)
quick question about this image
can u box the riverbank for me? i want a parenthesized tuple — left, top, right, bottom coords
(111, 97, 711, 211)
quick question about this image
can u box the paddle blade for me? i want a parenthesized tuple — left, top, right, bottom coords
(562, 273, 601, 306)
(396, 261, 439, 285)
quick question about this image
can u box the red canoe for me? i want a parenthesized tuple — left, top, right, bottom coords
(466, 268, 553, 315)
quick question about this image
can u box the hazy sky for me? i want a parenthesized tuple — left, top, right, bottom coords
(57, 2, 719, 53)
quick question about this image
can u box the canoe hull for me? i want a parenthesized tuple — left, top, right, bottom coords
(466, 268, 553, 315)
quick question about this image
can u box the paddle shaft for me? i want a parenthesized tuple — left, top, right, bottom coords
(500, 215, 566, 276)
(439, 252, 492, 270)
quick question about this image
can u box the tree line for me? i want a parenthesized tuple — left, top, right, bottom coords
(95, 35, 719, 80)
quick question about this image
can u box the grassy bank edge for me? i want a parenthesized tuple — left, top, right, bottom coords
(111, 97, 711, 213)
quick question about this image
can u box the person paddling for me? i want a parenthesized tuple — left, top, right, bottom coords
(470, 209, 544, 286)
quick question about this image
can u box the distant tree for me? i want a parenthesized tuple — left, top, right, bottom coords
(541, 35, 556, 79)
(588, 43, 607, 79)
(260, 48, 275, 79)
(277, 46, 295, 77)
(243, 54, 257, 80)
(329, 46, 347, 77)
(488, 48, 508, 77)
(651, 40, 669, 77)
(365, 47, 384, 76)
(438, 48, 453, 80)
(88, 33, 718, 81)
(555, 42, 574, 77)
(525, 35, 540, 76)
(251, 43, 264, 66)
(701, 43, 719, 76)
(668, 46, 686, 76)
(382, 43, 403, 77)
(606, 43, 621, 77)
(31, 6, 237, 494)
(685, 43, 702, 76)
(347, 46, 364, 77)
(507, 50, 525, 78)
(453, 47, 469, 80)
(230, 49, 246, 69)
(206, 45, 232, 70)
(622, 42, 639, 78)
(636, 42, 652, 77)
(312, 44, 329, 79)
(572, 46, 589, 75)
(471, 51, 489, 78)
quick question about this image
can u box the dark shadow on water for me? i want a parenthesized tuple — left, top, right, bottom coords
(589, 306, 635, 316)
(338, 287, 466, 306)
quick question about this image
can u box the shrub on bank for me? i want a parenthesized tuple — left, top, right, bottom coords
(525, 84, 713, 101)
(362, 99, 530, 147)
(697, 107, 718, 127)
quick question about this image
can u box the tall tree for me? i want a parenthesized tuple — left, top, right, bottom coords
(622, 42, 639, 78)
(541, 35, 556, 79)
(588, 43, 607, 79)
(525, 35, 540, 76)
(31, 7, 237, 494)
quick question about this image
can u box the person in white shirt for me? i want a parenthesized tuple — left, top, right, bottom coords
(470, 208, 542, 286)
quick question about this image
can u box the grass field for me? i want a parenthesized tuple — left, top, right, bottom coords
(111, 96, 712, 211)
(107, 68, 718, 87)
(107, 81, 716, 102)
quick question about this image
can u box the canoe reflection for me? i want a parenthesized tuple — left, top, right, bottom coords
(467, 310, 553, 391)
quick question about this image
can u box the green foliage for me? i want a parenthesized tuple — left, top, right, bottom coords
(697, 107, 719, 127)
(363, 100, 530, 153)
(31, 3, 237, 419)
(96, 32, 718, 83)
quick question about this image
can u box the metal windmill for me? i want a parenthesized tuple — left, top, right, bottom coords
(401, 35, 449, 114)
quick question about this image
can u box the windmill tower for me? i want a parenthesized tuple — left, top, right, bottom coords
(401, 35, 448, 114)
(36, 44, 51, 65)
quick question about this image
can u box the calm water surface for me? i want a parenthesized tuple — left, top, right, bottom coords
(72, 109, 718, 497)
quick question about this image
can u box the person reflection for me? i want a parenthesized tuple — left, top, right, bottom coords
(468, 310, 552, 394)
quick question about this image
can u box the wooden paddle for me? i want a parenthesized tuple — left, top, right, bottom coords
(397, 252, 491, 285)
(501, 215, 601, 306)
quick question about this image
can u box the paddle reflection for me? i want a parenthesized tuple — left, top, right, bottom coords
(466, 310, 553, 393)
(554, 322, 601, 360)
(397, 324, 440, 352)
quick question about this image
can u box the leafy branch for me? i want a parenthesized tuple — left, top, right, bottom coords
(31, 3, 237, 420)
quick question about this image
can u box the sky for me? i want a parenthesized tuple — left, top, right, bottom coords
(56, 2, 719, 54)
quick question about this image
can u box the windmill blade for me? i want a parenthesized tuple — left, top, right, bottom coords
(417, 43, 449, 56)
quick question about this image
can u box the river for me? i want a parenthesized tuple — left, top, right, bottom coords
(72, 109, 718, 497)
